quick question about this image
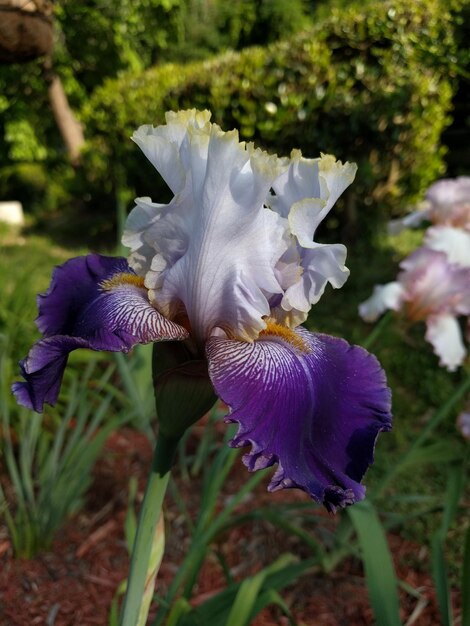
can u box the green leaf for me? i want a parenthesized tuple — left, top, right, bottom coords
(120, 436, 177, 626)
(225, 555, 300, 626)
(441, 463, 465, 538)
(109, 580, 127, 626)
(461, 524, 470, 626)
(373, 376, 470, 498)
(224, 566, 270, 626)
(173, 556, 315, 626)
(251, 589, 294, 625)
(348, 500, 402, 626)
(397, 443, 463, 473)
(431, 462, 465, 626)
(124, 477, 139, 554)
(166, 598, 192, 626)
(431, 534, 452, 626)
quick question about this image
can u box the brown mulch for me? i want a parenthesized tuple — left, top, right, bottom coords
(0, 426, 452, 626)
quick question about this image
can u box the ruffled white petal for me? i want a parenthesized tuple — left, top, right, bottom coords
(425, 314, 467, 371)
(121, 197, 168, 275)
(272, 242, 349, 328)
(124, 110, 356, 340)
(270, 152, 357, 245)
(424, 226, 470, 268)
(132, 110, 211, 194)
(358, 282, 404, 322)
(267, 152, 356, 325)
(126, 110, 288, 342)
(398, 247, 470, 320)
(268, 151, 321, 219)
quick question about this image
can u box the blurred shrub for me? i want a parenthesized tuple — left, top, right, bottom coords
(0, 0, 311, 228)
(82, 0, 463, 239)
(0, 163, 73, 216)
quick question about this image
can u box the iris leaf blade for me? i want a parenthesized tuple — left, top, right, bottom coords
(462, 524, 470, 626)
(431, 534, 452, 626)
(348, 500, 402, 626)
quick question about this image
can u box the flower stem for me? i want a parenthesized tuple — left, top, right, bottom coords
(361, 311, 393, 350)
(120, 433, 178, 626)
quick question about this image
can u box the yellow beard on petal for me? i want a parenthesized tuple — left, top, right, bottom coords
(100, 273, 146, 291)
(259, 320, 309, 353)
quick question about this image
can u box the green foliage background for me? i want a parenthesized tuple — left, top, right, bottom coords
(82, 0, 463, 238)
(0, 0, 468, 240)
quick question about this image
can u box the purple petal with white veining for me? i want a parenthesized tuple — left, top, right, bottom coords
(206, 327, 392, 511)
(13, 254, 188, 412)
(36, 255, 129, 337)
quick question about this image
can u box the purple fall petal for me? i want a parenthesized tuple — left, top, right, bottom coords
(13, 254, 188, 412)
(206, 327, 392, 512)
(12, 336, 90, 413)
(36, 255, 130, 337)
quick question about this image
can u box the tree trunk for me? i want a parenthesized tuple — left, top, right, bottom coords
(43, 61, 85, 166)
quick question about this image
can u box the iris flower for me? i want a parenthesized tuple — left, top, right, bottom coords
(359, 246, 470, 371)
(13, 110, 392, 511)
(388, 176, 470, 234)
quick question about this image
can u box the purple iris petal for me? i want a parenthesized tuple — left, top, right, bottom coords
(36, 255, 129, 337)
(206, 327, 392, 512)
(13, 254, 188, 412)
(12, 336, 90, 412)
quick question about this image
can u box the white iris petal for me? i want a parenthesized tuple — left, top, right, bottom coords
(124, 110, 356, 342)
(132, 110, 211, 194)
(425, 314, 467, 372)
(267, 152, 356, 327)
(358, 282, 404, 322)
(424, 226, 470, 268)
(125, 110, 288, 342)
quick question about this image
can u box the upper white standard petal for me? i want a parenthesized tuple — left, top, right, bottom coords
(424, 226, 470, 268)
(358, 282, 404, 322)
(266, 152, 356, 325)
(272, 152, 357, 245)
(126, 111, 288, 343)
(125, 110, 357, 339)
(425, 314, 467, 371)
(131, 110, 211, 194)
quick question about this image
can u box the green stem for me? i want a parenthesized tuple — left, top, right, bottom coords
(120, 434, 179, 626)
(361, 311, 393, 350)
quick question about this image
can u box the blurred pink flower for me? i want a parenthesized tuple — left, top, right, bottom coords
(424, 226, 470, 268)
(427, 177, 470, 230)
(359, 247, 470, 371)
(389, 176, 470, 234)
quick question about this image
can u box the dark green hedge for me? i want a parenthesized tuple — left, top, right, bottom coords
(82, 0, 463, 238)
